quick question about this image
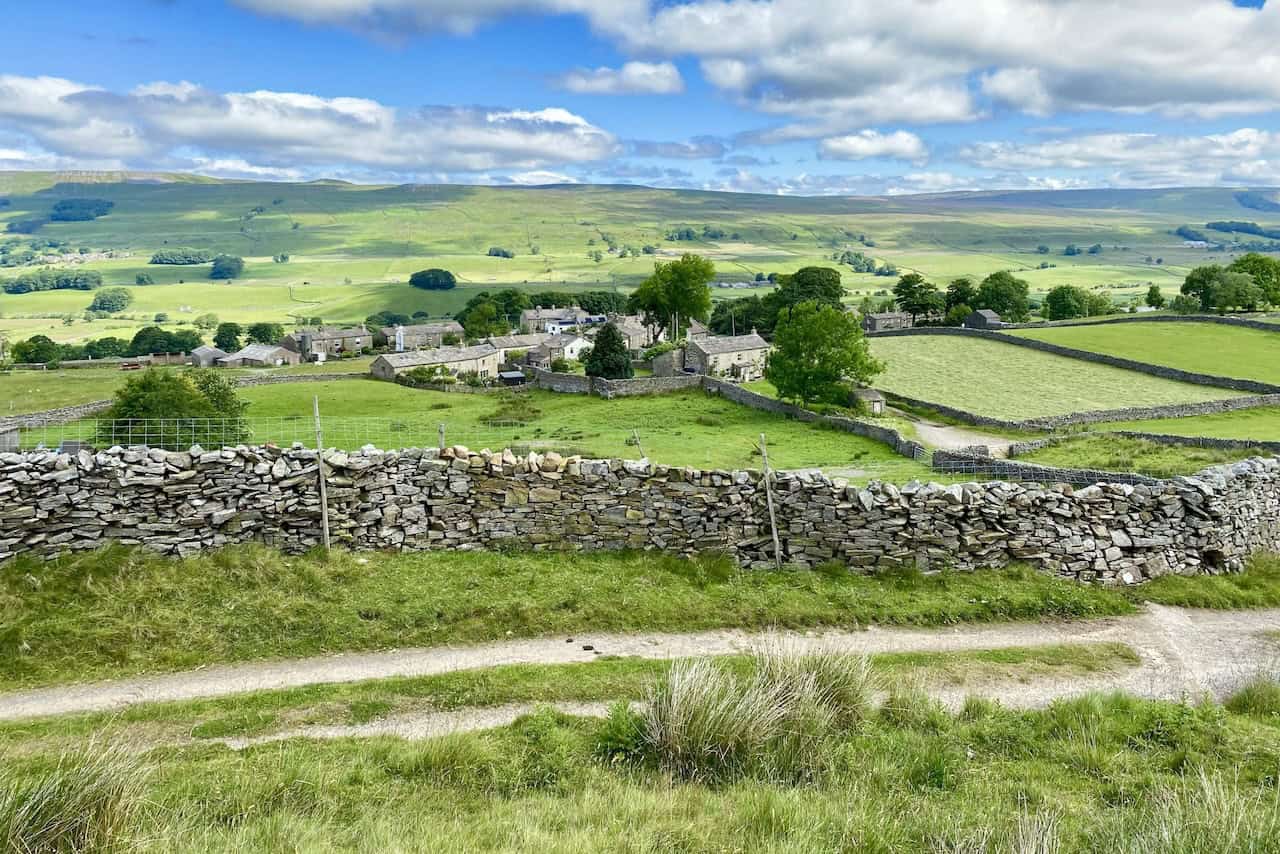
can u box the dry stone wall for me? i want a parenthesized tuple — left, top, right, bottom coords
(2, 443, 1277, 585)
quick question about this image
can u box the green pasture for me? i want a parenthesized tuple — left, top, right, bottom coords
(868, 336, 1246, 420)
(1010, 321, 1280, 386)
(235, 380, 933, 477)
(1103, 406, 1280, 441)
(1015, 435, 1265, 477)
(0, 178, 1262, 343)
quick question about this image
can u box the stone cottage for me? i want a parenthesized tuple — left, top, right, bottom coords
(280, 326, 370, 360)
(684, 331, 770, 381)
(378, 321, 464, 351)
(370, 343, 500, 381)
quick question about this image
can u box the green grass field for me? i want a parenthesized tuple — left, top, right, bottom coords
(1103, 407, 1280, 441)
(0, 361, 372, 415)
(868, 336, 1246, 420)
(12, 377, 933, 479)
(1015, 435, 1266, 477)
(0, 178, 1262, 344)
(1011, 322, 1280, 385)
(0, 543, 1142, 690)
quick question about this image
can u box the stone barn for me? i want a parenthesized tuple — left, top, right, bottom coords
(964, 309, 1003, 330)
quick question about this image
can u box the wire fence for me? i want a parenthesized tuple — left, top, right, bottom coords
(7, 416, 1219, 485)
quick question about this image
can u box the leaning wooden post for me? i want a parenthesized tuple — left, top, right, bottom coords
(313, 395, 331, 552)
(759, 432, 783, 570)
(438, 423, 446, 451)
(631, 429, 647, 459)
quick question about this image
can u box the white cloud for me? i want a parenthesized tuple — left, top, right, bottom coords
(0, 74, 618, 179)
(559, 61, 683, 95)
(504, 169, 578, 184)
(959, 128, 1280, 187)
(627, 136, 725, 159)
(239, 1, 1280, 130)
(234, 0, 646, 35)
(819, 130, 928, 165)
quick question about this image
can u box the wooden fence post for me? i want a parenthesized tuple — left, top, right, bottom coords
(313, 396, 331, 552)
(759, 433, 783, 570)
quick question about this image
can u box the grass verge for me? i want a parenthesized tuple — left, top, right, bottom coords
(0, 543, 1138, 690)
(1136, 554, 1280, 609)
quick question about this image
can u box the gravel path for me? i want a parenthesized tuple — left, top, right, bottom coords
(889, 406, 1016, 456)
(2, 604, 1277, 725)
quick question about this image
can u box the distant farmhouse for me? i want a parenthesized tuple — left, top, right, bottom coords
(861, 312, 913, 333)
(218, 344, 300, 368)
(684, 331, 770, 381)
(281, 326, 369, 360)
(963, 309, 1003, 330)
(520, 306, 603, 334)
(370, 343, 500, 381)
(377, 321, 464, 351)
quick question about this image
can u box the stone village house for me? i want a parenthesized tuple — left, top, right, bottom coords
(684, 331, 770, 381)
(377, 321, 465, 351)
(370, 343, 500, 381)
(280, 327, 370, 360)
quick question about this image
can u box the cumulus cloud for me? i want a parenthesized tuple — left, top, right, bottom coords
(558, 61, 683, 95)
(959, 128, 1280, 187)
(238, 1, 1280, 131)
(627, 136, 725, 159)
(0, 74, 618, 179)
(819, 130, 928, 165)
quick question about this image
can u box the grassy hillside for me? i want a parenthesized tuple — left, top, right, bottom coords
(868, 336, 1246, 420)
(1011, 322, 1280, 385)
(1, 177, 1273, 344)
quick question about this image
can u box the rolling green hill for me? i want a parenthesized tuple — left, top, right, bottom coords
(0, 175, 1277, 344)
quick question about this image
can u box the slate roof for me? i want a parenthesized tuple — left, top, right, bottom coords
(688, 332, 769, 355)
(375, 343, 497, 369)
(223, 344, 287, 362)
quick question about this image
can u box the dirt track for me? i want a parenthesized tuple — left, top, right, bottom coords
(2, 604, 1277, 726)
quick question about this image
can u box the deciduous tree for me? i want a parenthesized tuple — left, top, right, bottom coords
(766, 301, 882, 407)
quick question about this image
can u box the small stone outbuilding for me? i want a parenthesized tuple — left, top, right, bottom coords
(851, 388, 887, 416)
(964, 309, 1003, 330)
(217, 344, 300, 368)
(861, 312, 913, 333)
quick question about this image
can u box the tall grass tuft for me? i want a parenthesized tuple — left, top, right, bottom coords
(639, 645, 877, 783)
(1112, 770, 1280, 853)
(1225, 675, 1280, 721)
(0, 745, 147, 853)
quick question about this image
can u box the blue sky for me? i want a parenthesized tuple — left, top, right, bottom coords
(0, 0, 1277, 194)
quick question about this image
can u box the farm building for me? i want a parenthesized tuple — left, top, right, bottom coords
(686, 318, 710, 340)
(370, 343, 500, 381)
(851, 388, 887, 416)
(378, 321, 464, 351)
(684, 331, 770, 381)
(524, 334, 591, 368)
(486, 333, 552, 362)
(280, 327, 370, 359)
(963, 309, 1003, 330)
(188, 345, 228, 368)
(217, 344, 300, 368)
(861, 312, 913, 333)
(520, 306, 602, 334)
